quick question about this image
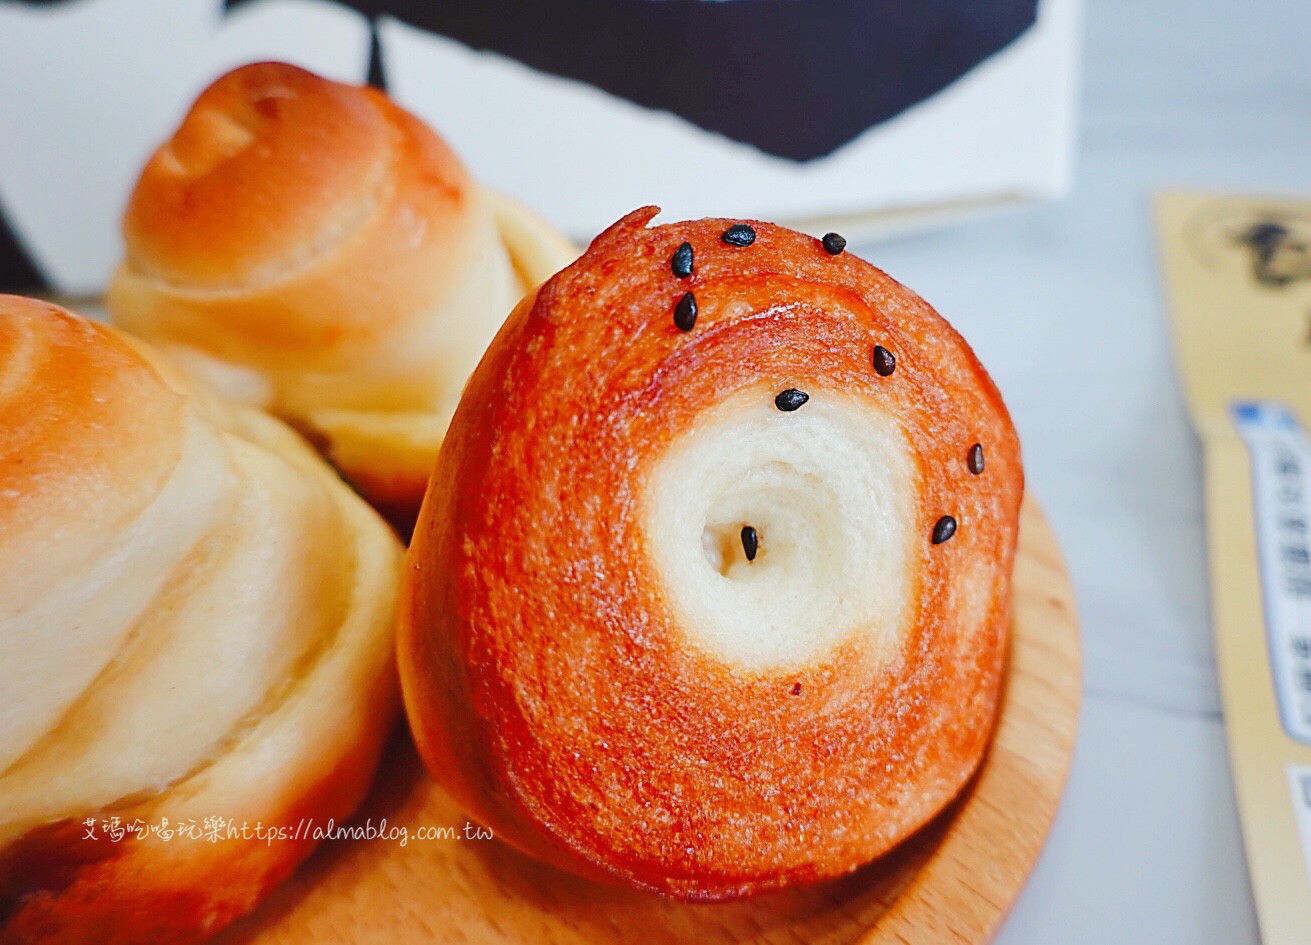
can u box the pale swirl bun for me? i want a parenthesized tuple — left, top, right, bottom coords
(399, 209, 1024, 899)
(0, 296, 403, 944)
(109, 61, 575, 529)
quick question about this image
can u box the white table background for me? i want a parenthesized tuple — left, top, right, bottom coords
(849, 1, 1308, 941)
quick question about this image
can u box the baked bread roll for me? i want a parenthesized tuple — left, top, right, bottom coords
(109, 61, 576, 530)
(399, 209, 1023, 899)
(0, 296, 403, 944)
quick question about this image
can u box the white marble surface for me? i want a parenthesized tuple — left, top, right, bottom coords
(848, 1, 1311, 940)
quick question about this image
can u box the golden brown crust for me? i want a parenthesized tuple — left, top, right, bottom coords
(0, 296, 183, 573)
(116, 62, 483, 364)
(123, 63, 396, 291)
(399, 210, 1024, 899)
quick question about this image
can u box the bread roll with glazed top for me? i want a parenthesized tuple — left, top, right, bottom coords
(399, 209, 1024, 899)
(110, 61, 575, 530)
(0, 296, 403, 944)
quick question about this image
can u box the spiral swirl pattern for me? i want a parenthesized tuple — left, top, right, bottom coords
(0, 297, 402, 944)
(400, 209, 1024, 898)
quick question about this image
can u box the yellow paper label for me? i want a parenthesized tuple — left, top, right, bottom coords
(1157, 191, 1311, 944)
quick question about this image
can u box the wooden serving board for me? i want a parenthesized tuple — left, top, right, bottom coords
(218, 496, 1080, 945)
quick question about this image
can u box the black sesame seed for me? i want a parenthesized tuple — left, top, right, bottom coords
(822, 232, 847, 255)
(721, 224, 756, 247)
(740, 525, 759, 561)
(931, 515, 958, 545)
(967, 443, 985, 475)
(674, 292, 698, 331)
(671, 241, 694, 278)
(790, 682, 803, 696)
(775, 389, 809, 412)
(872, 345, 896, 377)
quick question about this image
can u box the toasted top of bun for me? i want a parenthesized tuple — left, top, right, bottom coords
(123, 62, 466, 296)
(115, 61, 506, 380)
(125, 63, 388, 288)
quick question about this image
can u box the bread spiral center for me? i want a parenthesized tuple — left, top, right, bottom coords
(646, 386, 918, 673)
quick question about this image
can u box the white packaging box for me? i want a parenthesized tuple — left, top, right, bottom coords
(0, 0, 1079, 295)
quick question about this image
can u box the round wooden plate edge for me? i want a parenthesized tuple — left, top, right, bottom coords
(855, 494, 1082, 944)
(219, 497, 1081, 945)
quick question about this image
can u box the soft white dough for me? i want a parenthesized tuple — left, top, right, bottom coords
(0, 436, 346, 844)
(644, 387, 920, 674)
(0, 416, 233, 774)
(268, 189, 519, 416)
